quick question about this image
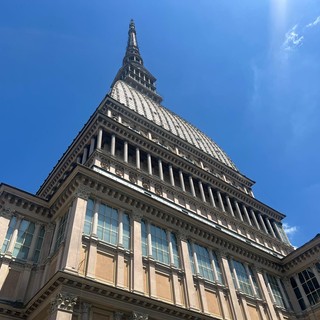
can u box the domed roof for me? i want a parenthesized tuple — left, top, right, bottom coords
(110, 80, 237, 171)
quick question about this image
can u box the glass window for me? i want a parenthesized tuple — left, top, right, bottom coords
(298, 268, 320, 306)
(97, 203, 119, 245)
(123, 213, 131, 250)
(290, 277, 306, 310)
(84, 198, 94, 235)
(33, 225, 45, 263)
(188, 241, 223, 284)
(230, 259, 260, 298)
(1, 216, 17, 253)
(13, 220, 35, 260)
(55, 211, 69, 251)
(141, 220, 180, 267)
(267, 274, 286, 308)
(141, 220, 148, 256)
(151, 224, 169, 265)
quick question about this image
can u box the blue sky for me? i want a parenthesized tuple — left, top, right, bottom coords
(0, 1, 319, 247)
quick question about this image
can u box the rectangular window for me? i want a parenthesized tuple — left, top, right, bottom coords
(231, 259, 260, 297)
(32, 226, 45, 263)
(84, 198, 94, 235)
(97, 203, 119, 245)
(141, 220, 148, 256)
(13, 220, 35, 260)
(267, 274, 286, 308)
(55, 211, 69, 251)
(123, 212, 131, 250)
(1, 216, 17, 254)
(298, 269, 320, 306)
(151, 224, 169, 265)
(188, 241, 223, 284)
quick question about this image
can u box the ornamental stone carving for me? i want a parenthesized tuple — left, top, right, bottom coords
(51, 293, 77, 313)
(131, 311, 148, 320)
(115, 165, 124, 178)
(75, 185, 91, 200)
(114, 311, 124, 320)
(129, 172, 137, 184)
(154, 184, 163, 196)
(142, 178, 150, 190)
(0, 206, 15, 218)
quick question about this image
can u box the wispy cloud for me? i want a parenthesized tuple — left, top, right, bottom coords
(283, 223, 298, 236)
(306, 16, 320, 28)
(282, 25, 304, 51)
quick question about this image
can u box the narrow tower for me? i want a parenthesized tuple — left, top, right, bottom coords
(111, 19, 163, 103)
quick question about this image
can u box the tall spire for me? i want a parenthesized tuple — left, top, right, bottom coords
(111, 19, 163, 104)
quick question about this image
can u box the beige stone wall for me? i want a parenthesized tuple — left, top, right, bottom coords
(0, 268, 20, 300)
(155, 271, 173, 302)
(247, 304, 261, 320)
(205, 289, 222, 317)
(78, 246, 87, 275)
(95, 251, 115, 284)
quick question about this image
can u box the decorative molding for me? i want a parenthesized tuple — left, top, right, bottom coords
(74, 185, 91, 200)
(50, 292, 77, 313)
(131, 311, 148, 320)
(114, 311, 124, 320)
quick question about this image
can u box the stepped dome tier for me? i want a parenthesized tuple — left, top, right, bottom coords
(110, 80, 238, 171)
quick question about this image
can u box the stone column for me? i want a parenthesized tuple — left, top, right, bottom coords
(89, 137, 95, 155)
(49, 292, 77, 320)
(97, 128, 103, 149)
(189, 176, 196, 197)
(80, 303, 91, 320)
(265, 218, 276, 238)
(199, 181, 206, 202)
(147, 153, 152, 175)
(146, 222, 152, 257)
(217, 191, 225, 212)
(178, 233, 198, 310)
(250, 209, 260, 230)
(61, 192, 88, 273)
(81, 147, 88, 164)
(257, 213, 268, 234)
(158, 159, 164, 181)
(111, 134, 116, 156)
(132, 213, 144, 294)
(219, 253, 243, 320)
(242, 205, 252, 226)
(208, 187, 216, 207)
(234, 201, 243, 221)
(179, 170, 186, 192)
(124, 141, 128, 163)
(226, 196, 235, 217)
(169, 165, 175, 186)
(136, 147, 140, 169)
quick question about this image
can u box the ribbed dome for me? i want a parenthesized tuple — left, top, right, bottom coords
(110, 80, 237, 171)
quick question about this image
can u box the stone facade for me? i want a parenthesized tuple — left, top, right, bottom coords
(0, 20, 319, 320)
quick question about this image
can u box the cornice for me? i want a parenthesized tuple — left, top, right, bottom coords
(57, 166, 284, 272)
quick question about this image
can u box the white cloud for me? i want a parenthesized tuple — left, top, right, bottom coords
(306, 16, 320, 28)
(282, 25, 304, 51)
(283, 223, 298, 236)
